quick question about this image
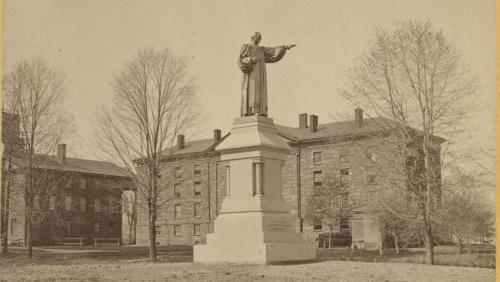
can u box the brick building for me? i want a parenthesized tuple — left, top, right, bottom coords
(135, 109, 443, 249)
(135, 130, 228, 246)
(1, 113, 132, 246)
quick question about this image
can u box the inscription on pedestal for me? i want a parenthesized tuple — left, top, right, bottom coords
(264, 218, 294, 232)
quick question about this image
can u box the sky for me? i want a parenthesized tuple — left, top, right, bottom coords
(4, 0, 496, 166)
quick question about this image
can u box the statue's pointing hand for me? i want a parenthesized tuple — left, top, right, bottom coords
(286, 44, 297, 50)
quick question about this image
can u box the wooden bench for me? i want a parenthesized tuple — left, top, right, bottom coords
(62, 237, 87, 246)
(94, 237, 121, 246)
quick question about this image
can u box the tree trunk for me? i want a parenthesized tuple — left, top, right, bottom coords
(148, 214, 157, 261)
(350, 242, 354, 259)
(422, 219, 434, 265)
(25, 163, 34, 259)
(128, 192, 137, 244)
(25, 196, 33, 259)
(132, 198, 137, 244)
(132, 214, 137, 244)
(457, 239, 461, 255)
(328, 231, 332, 249)
(378, 230, 384, 256)
(26, 219, 32, 259)
(128, 219, 135, 244)
(467, 237, 470, 255)
(421, 122, 435, 265)
(393, 233, 399, 254)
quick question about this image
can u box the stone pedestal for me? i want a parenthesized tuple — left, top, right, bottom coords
(194, 115, 316, 263)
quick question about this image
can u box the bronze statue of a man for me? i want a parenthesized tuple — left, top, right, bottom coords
(238, 32, 296, 117)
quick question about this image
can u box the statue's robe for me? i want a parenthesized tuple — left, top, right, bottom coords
(238, 44, 287, 116)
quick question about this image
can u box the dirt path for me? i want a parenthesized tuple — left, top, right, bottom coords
(0, 260, 494, 281)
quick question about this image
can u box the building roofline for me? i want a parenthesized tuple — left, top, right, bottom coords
(13, 155, 133, 179)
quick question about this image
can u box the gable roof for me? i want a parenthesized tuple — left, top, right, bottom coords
(161, 133, 230, 160)
(167, 138, 218, 156)
(275, 117, 398, 142)
(157, 116, 444, 158)
(276, 117, 445, 144)
(31, 155, 131, 178)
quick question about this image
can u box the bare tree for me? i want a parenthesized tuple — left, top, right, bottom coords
(305, 174, 355, 248)
(3, 58, 73, 258)
(374, 200, 416, 255)
(95, 48, 198, 260)
(343, 21, 476, 264)
(435, 169, 494, 254)
(122, 190, 137, 244)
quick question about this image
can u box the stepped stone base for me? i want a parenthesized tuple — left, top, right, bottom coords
(194, 115, 316, 264)
(194, 212, 316, 264)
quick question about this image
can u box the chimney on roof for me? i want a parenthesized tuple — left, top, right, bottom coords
(177, 135, 185, 150)
(309, 114, 318, 133)
(299, 113, 308, 129)
(355, 108, 363, 127)
(57, 144, 66, 164)
(213, 129, 222, 143)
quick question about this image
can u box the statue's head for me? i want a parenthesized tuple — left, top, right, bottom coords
(251, 32, 262, 45)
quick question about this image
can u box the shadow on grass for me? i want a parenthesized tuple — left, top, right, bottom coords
(268, 259, 320, 266)
(0, 245, 194, 266)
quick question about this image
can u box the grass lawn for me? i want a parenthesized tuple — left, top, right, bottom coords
(0, 245, 495, 281)
(317, 245, 495, 268)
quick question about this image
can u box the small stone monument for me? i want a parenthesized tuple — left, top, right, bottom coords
(194, 33, 315, 263)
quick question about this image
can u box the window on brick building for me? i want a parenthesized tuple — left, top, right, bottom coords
(95, 199, 101, 212)
(174, 204, 182, 219)
(193, 224, 201, 235)
(10, 218, 16, 235)
(95, 179, 101, 190)
(340, 153, 348, 163)
(194, 202, 201, 218)
(194, 181, 202, 196)
(340, 193, 349, 208)
(340, 168, 350, 188)
(174, 184, 181, 198)
(367, 173, 377, 185)
(33, 195, 40, 210)
(102, 199, 108, 214)
(94, 222, 100, 233)
(155, 220, 161, 236)
(49, 196, 56, 210)
(340, 217, 350, 230)
(313, 171, 323, 187)
(194, 164, 201, 175)
(65, 196, 72, 211)
(64, 220, 71, 235)
(108, 196, 116, 213)
(174, 166, 182, 179)
(80, 178, 86, 189)
(174, 225, 181, 236)
(367, 191, 377, 202)
(313, 219, 322, 231)
(80, 198, 86, 212)
(367, 151, 377, 162)
(313, 152, 322, 164)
